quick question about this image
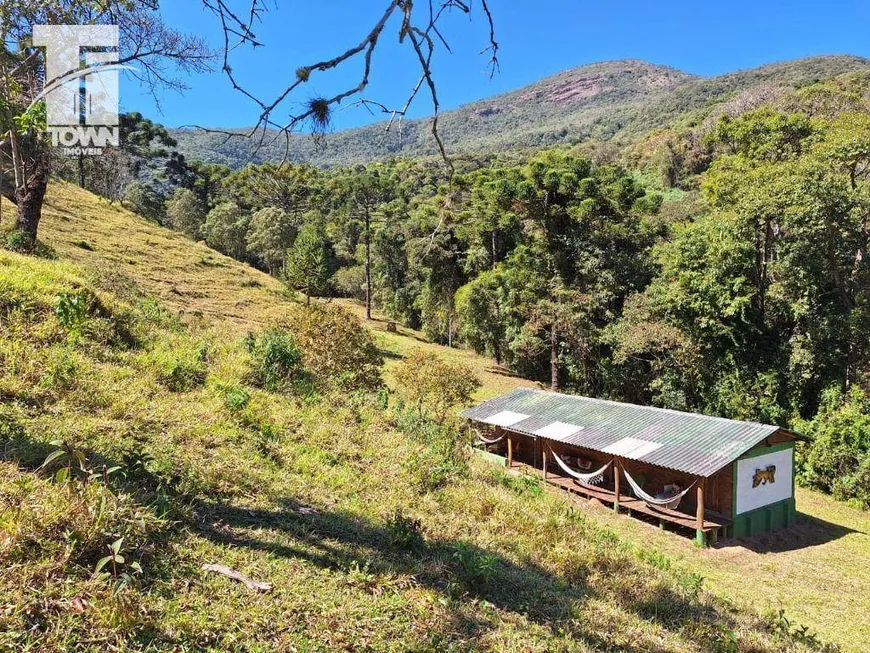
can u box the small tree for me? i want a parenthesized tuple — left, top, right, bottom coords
(455, 269, 509, 364)
(123, 182, 166, 224)
(202, 201, 248, 259)
(283, 222, 330, 305)
(166, 187, 206, 238)
(393, 350, 481, 423)
(286, 303, 383, 390)
(247, 206, 296, 274)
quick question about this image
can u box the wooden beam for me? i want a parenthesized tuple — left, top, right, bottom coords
(696, 479, 706, 546)
(507, 436, 513, 468)
(542, 445, 548, 480)
(613, 458, 620, 512)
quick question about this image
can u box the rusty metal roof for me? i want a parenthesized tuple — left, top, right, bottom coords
(462, 388, 789, 478)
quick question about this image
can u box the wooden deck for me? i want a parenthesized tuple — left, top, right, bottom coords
(507, 459, 730, 540)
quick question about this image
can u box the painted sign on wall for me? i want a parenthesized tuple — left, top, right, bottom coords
(735, 447, 793, 515)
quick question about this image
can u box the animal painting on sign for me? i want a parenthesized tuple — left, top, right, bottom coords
(752, 465, 776, 488)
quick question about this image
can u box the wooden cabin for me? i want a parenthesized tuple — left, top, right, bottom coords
(463, 388, 803, 545)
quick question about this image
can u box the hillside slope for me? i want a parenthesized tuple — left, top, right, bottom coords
(0, 184, 866, 651)
(7, 184, 532, 400)
(171, 55, 870, 168)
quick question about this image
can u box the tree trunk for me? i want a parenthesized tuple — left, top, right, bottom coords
(493, 296, 502, 364)
(550, 325, 561, 391)
(14, 173, 48, 249)
(491, 229, 498, 269)
(364, 211, 372, 320)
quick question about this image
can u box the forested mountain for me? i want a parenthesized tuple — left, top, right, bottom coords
(171, 55, 870, 168)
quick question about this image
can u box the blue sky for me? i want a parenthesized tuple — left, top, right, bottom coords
(124, 0, 870, 130)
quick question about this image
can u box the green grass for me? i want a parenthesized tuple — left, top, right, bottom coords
(0, 183, 856, 651)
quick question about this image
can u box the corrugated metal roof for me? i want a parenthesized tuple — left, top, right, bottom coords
(462, 388, 786, 478)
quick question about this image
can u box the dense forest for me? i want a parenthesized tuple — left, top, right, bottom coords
(54, 70, 870, 510)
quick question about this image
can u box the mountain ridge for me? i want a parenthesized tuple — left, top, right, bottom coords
(170, 54, 870, 168)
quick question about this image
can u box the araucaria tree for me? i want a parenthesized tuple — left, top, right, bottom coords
(333, 168, 397, 320)
(283, 221, 331, 305)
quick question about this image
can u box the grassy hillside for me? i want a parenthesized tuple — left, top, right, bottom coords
(171, 55, 870, 168)
(0, 184, 861, 652)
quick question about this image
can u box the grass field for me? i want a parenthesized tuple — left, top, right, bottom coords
(1, 183, 866, 651)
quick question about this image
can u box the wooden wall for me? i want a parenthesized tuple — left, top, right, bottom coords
(485, 428, 736, 517)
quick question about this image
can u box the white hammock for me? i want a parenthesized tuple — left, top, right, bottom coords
(622, 469, 697, 511)
(476, 430, 505, 446)
(550, 450, 610, 486)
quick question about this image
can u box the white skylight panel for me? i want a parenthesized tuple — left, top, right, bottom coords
(533, 421, 585, 440)
(602, 437, 663, 459)
(483, 411, 531, 427)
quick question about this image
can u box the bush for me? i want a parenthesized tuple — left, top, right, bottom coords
(4, 229, 33, 253)
(150, 337, 209, 392)
(385, 508, 424, 551)
(55, 291, 89, 334)
(395, 406, 469, 491)
(214, 381, 251, 412)
(123, 181, 166, 224)
(245, 327, 305, 393)
(285, 304, 383, 390)
(166, 187, 206, 239)
(392, 350, 480, 423)
(450, 542, 498, 593)
(332, 265, 367, 300)
(797, 385, 870, 508)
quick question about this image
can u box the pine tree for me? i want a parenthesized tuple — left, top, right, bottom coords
(284, 223, 331, 305)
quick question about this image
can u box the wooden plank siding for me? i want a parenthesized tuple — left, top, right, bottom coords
(481, 425, 734, 536)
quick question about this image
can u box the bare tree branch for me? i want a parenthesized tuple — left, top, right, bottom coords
(200, 0, 499, 167)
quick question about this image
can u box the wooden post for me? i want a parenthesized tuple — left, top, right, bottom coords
(696, 479, 706, 546)
(613, 458, 620, 512)
(542, 446, 548, 480)
(507, 436, 513, 469)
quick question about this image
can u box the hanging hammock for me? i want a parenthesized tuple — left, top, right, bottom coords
(622, 469, 697, 511)
(549, 450, 610, 486)
(476, 430, 506, 446)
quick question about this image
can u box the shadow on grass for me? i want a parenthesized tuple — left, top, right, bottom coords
(192, 496, 746, 650)
(720, 511, 866, 553)
(0, 427, 772, 650)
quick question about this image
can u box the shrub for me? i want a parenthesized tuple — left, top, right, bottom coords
(246, 327, 305, 393)
(214, 381, 251, 412)
(286, 304, 383, 390)
(385, 508, 424, 551)
(123, 181, 166, 224)
(395, 407, 469, 491)
(392, 350, 481, 423)
(332, 265, 367, 300)
(4, 229, 33, 253)
(797, 385, 870, 508)
(450, 542, 498, 593)
(166, 187, 206, 239)
(55, 291, 89, 333)
(150, 337, 209, 392)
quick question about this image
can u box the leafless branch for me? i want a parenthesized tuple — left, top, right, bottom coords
(200, 0, 499, 167)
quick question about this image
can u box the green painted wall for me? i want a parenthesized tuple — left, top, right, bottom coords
(729, 497, 797, 537)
